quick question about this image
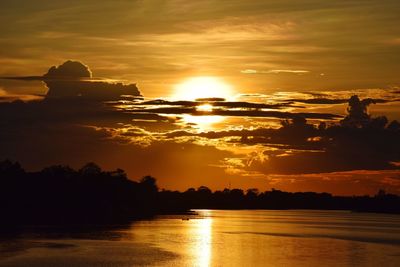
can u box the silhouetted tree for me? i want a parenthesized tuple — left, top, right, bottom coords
(0, 160, 399, 227)
(140, 175, 158, 193)
(79, 162, 102, 176)
(0, 159, 25, 178)
(387, 120, 400, 131)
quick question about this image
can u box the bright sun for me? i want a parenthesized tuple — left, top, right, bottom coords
(171, 76, 234, 101)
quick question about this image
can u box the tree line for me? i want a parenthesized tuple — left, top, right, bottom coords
(1, 160, 399, 225)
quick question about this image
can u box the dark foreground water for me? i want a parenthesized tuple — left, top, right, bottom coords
(1, 210, 399, 266)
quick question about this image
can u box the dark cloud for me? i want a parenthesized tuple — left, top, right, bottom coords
(0, 98, 181, 136)
(45, 79, 142, 100)
(283, 97, 391, 105)
(44, 61, 141, 100)
(341, 95, 380, 128)
(1, 60, 142, 100)
(44, 60, 92, 78)
(0, 99, 235, 191)
(286, 98, 348, 105)
(141, 107, 340, 120)
(195, 97, 226, 102)
(138, 99, 290, 109)
(126, 99, 340, 120)
(163, 96, 400, 175)
(249, 98, 400, 174)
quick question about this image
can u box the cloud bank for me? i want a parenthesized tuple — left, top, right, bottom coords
(0, 60, 400, 194)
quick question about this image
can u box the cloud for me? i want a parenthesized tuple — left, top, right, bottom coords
(0, 1, 399, 194)
(162, 96, 400, 176)
(2, 75, 398, 179)
(0, 96, 238, 191)
(126, 99, 340, 120)
(285, 97, 391, 105)
(44, 60, 92, 78)
(1, 61, 400, 194)
(140, 99, 290, 109)
(248, 98, 400, 174)
(340, 95, 378, 128)
(1, 60, 142, 100)
(0, 88, 42, 102)
(44, 61, 142, 100)
(241, 69, 310, 74)
(1, 0, 400, 94)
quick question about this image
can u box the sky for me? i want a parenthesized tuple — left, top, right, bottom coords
(0, 0, 400, 195)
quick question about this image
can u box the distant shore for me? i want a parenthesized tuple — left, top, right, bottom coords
(1, 160, 399, 226)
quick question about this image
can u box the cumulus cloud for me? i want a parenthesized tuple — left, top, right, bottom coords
(2, 60, 142, 101)
(44, 60, 92, 78)
(340, 95, 377, 128)
(43, 61, 141, 100)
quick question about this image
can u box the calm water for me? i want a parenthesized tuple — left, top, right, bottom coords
(1, 210, 400, 266)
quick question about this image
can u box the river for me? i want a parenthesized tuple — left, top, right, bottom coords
(1, 210, 399, 266)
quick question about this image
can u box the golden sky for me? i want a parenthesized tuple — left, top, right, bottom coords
(0, 1, 400, 195)
(1, 1, 400, 95)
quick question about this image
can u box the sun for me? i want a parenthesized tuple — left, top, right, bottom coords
(196, 104, 213, 112)
(171, 76, 234, 101)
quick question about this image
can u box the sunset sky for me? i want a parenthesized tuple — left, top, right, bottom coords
(1, 0, 400, 195)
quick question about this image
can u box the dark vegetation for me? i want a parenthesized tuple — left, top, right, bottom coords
(0, 161, 159, 224)
(1, 160, 399, 226)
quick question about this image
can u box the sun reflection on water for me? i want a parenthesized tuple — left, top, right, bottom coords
(191, 213, 212, 267)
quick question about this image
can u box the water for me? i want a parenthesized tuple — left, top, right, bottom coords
(1, 210, 399, 266)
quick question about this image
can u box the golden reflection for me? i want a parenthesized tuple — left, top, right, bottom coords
(191, 216, 212, 267)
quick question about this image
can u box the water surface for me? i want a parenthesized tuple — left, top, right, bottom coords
(1, 210, 399, 266)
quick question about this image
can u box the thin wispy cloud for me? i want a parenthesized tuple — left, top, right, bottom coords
(241, 69, 310, 74)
